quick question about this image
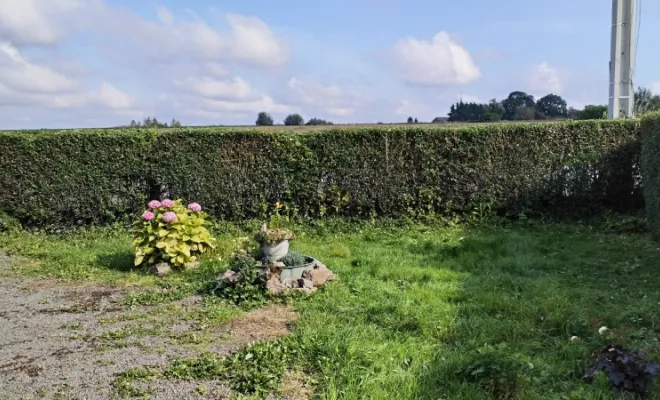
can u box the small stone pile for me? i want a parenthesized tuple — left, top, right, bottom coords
(221, 259, 336, 296)
(149, 261, 200, 277)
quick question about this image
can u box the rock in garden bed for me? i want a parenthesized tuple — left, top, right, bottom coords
(149, 262, 172, 277)
(583, 344, 660, 396)
(218, 258, 335, 297)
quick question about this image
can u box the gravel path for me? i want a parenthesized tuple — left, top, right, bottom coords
(0, 254, 297, 400)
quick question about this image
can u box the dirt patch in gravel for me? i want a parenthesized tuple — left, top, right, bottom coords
(277, 370, 315, 400)
(0, 254, 299, 400)
(225, 304, 298, 344)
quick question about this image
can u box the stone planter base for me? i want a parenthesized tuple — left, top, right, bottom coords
(259, 259, 336, 296)
(216, 258, 336, 297)
(257, 256, 316, 283)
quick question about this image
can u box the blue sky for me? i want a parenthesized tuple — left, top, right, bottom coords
(0, 0, 658, 129)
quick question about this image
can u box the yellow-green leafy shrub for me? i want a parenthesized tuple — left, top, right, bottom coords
(133, 199, 215, 270)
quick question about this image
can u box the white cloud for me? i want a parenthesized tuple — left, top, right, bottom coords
(0, 42, 77, 93)
(0, 80, 134, 110)
(174, 76, 259, 101)
(390, 31, 480, 86)
(206, 62, 230, 77)
(223, 14, 289, 67)
(86, 6, 290, 68)
(0, 42, 133, 111)
(324, 108, 355, 117)
(163, 74, 293, 119)
(94, 81, 134, 109)
(0, 0, 85, 46)
(156, 6, 173, 25)
(394, 100, 424, 116)
(199, 95, 292, 115)
(0, 2, 519, 128)
(0, 0, 296, 127)
(0, 2, 290, 68)
(393, 97, 454, 121)
(165, 91, 294, 120)
(287, 77, 371, 117)
(395, 93, 481, 119)
(524, 62, 564, 96)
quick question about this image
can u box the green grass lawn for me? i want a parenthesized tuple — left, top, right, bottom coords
(2, 221, 660, 399)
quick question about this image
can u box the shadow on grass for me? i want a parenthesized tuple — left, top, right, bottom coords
(294, 225, 658, 398)
(96, 250, 136, 273)
(401, 226, 660, 399)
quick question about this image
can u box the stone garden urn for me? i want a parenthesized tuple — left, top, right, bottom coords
(257, 223, 295, 262)
(263, 239, 290, 262)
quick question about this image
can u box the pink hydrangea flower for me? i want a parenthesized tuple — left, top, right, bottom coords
(187, 203, 202, 212)
(162, 211, 177, 223)
(161, 199, 174, 208)
(142, 211, 155, 221)
(148, 200, 161, 209)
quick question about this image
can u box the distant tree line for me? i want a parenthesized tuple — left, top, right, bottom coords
(126, 88, 660, 130)
(255, 112, 333, 126)
(129, 117, 182, 128)
(447, 92, 568, 122)
(634, 87, 660, 116)
(445, 87, 660, 122)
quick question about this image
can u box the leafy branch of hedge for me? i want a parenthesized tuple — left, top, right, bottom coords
(641, 112, 660, 240)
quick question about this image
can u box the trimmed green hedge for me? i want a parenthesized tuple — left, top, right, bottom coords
(641, 112, 660, 239)
(0, 120, 643, 226)
(0, 129, 152, 225)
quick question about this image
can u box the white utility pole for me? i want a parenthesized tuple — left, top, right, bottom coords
(608, 0, 637, 119)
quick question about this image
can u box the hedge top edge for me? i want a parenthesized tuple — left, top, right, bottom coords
(0, 118, 639, 137)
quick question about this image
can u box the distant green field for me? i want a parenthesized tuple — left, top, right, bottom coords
(0, 119, 556, 134)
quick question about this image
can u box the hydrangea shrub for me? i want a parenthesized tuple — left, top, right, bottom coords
(133, 199, 215, 270)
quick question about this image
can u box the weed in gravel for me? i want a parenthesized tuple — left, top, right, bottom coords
(168, 331, 211, 346)
(100, 326, 161, 341)
(112, 368, 159, 399)
(210, 254, 269, 309)
(93, 326, 161, 352)
(164, 338, 306, 397)
(184, 298, 243, 328)
(99, 312, 149, 326)
(59, 321, 83, 330)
